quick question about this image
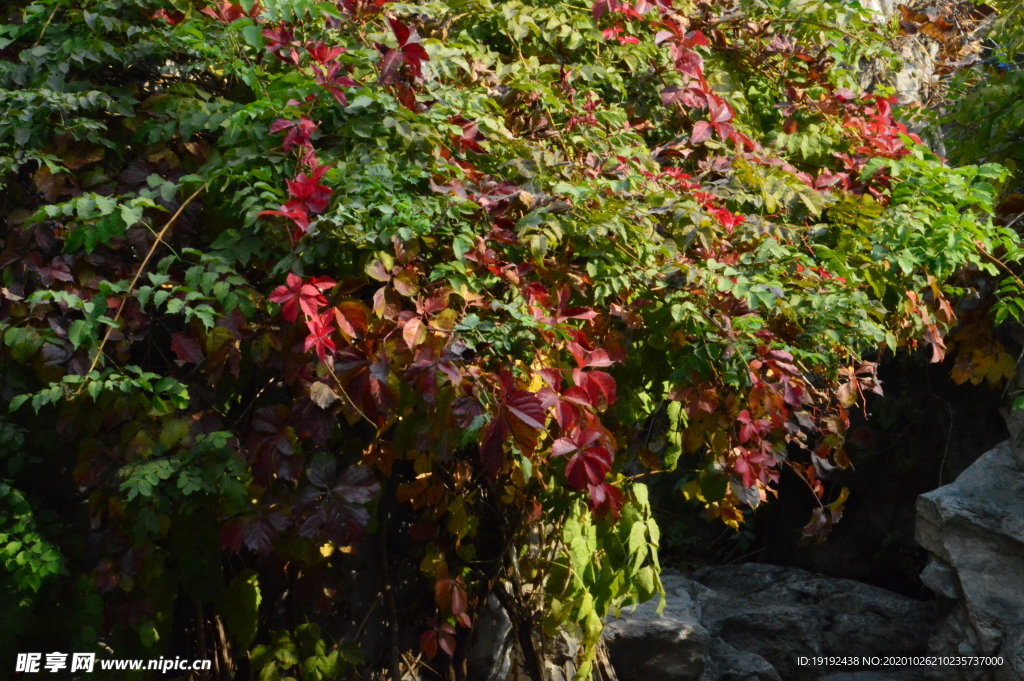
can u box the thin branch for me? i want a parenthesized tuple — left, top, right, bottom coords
(32, 4, 60, 48)
(977, 241, 1024, 291)
(325, 364, 378, 429)
(83, 182, 208, 378)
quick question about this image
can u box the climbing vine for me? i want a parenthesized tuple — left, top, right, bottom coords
(1, 0, 1021, 678)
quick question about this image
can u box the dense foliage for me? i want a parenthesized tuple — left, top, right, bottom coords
(2, 0, 1022, 678)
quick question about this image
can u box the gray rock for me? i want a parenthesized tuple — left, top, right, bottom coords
(604, 566, 932, 681)
(919, 558, 957, 600)
(855, 0, 938, 106)
(702, 638, 780, 681)
(916, 441, 1024, 681)
(466, 594, 514, 681)
(856, 0, 896, 15)
(603, 575, 712, 681)
(692, 565, 933, 681)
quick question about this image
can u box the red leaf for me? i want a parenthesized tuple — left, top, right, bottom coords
(553, 286, 598, 323)
(505, 391, 545, 452)
(386, 18, 429, 78)
(553, 400, 581, 432)
(439, 629, 457, 655)
(588, 482, 623, 521)
(388, 17, 411, 46)
(286, 166, 333, 214)
(687, 30, 709, 47)
(304, 311, 337, 363)
(565, 446, 613, 489)
(201, 0, 245, 24)
(152, 9, 185, 24)
(306, 41, 345, 63)
(783, 381, 804, 407)
(406, 344, 460, 403)
(420, 630, 438, 660)
(315, 62, 358, 105)
(480, 416, 510, 477)
(574, 369, 617, 408)
(296, 461, 378, 544)
(262, 25, 294, 58)
(376, 47, 404, 83)
(334, 302, 369, 338)
(551, 428, 603, 458)
(561, 386, 593, 408)
(673, 49, 704, 78)
(259, 204, 310, 234)
(269, 274, 335, 322)
(222, 511, 290, 554)
(270, 117, 318, 152)
(451, 581, 467, 615)
(479, 372, 546, 477)
(268, 273, 303, 321)
(402, 43, 429, 78)
(569, 342, 614, 369)
(269, 118, 296, 134)
(171, 333, 203, 364)
(434, 575, 468, 613)
(709, 95, 734, 123)
(691, 121, 713, 144)
(452, 395, 483, 428)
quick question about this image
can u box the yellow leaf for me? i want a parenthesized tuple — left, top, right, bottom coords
(827, 487, 850, 512)
(681, 479, 703, 503)
(638, 448, 661, 470)
(985, 351, 1016, 386)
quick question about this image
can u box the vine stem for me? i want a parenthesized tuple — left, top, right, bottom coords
(32, 4, 60, 48)
(976, 241, 1024, 291)
(325, 364, 377, 429)
(82, 182, 209, 379)
(785, 460, 825, 509)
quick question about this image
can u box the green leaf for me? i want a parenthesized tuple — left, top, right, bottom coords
(241, 23, 264, 49)
(68, 320, 90, 350)
(120, 202, 144, 228)
(4, 327, 43, 363)
(8, 395, 30, 413)
(140, 622, 160, 649)
(215, 569, 262, 650)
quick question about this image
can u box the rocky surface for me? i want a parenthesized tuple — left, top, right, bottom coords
(916, 440, 1024, 680)
(604, 564, 934, 681)
(466, 595, 514, 681)
(857, 0, 939, 105)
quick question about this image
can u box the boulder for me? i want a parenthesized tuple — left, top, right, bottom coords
(466, 594, 514, 681)
(604, 565, 933, 681)
(603, 574, 712, 681)
(916, 440, 1024, 680)
(692, 565, 932, 681)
